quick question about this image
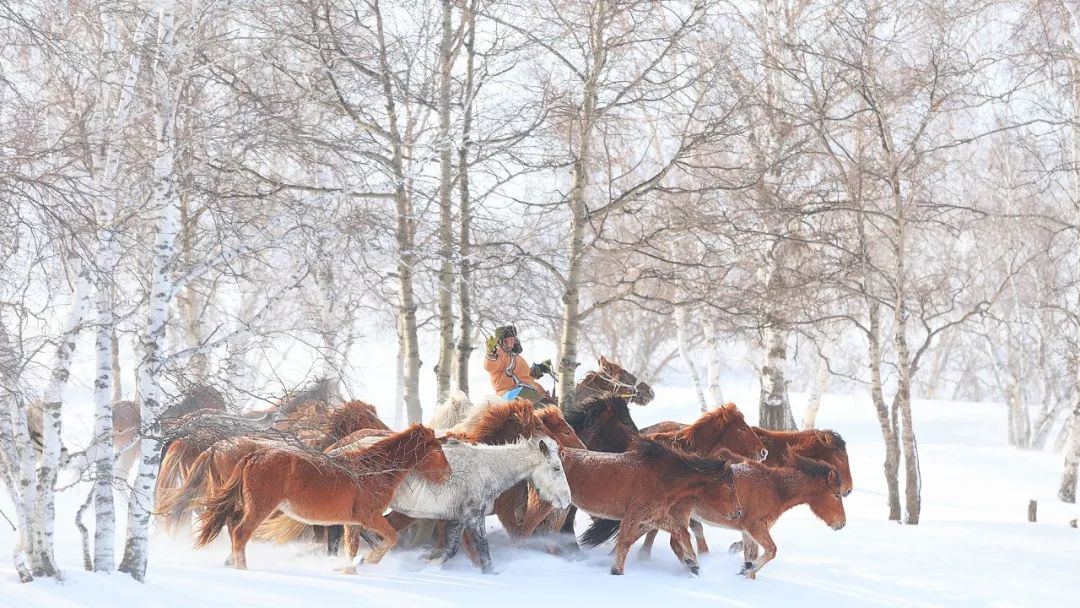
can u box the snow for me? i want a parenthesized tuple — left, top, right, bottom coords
(3, 384, 1079, 607)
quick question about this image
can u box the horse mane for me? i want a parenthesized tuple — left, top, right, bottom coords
(535, 405, 565, 427)
(634, 438, 730, 476)
(564, 396, 637, 434)
(676, 403, 744, 449)
(823, 430, 846, 451)
(795, 455, 840, 489)
(446, 398, 540, 444)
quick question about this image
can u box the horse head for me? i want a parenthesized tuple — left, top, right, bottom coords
(710, 403, 768, 462)
(412, 425, 452, 484)
(528, 436, 571, 509)
(796, 456, 846, 531)
(536, 406, 586, 449)
(597, 355, 655, 405)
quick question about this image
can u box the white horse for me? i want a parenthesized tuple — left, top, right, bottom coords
(427, 389, 476, 430)
(339, 435, 571, 573)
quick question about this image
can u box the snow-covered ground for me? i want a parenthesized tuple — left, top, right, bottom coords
(3, 384, 1079, 607)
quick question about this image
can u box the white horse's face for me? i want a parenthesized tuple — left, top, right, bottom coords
(530, 437, 572, 509)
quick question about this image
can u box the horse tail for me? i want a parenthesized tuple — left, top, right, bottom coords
(254, 512, 312, 544)
(155, 440, 183, 504)
(156, 447, 213, 535)
(579, 517, 620, 548)
(194, 455, 248, 548)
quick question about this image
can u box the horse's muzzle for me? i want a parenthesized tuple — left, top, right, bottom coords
(830, 520, 846, 531)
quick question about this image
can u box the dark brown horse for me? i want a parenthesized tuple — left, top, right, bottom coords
(569, 355, 655, 408)
(194, 424, 449, 572)
(567, 439, 738, 575)
(606, 455, 846, 579)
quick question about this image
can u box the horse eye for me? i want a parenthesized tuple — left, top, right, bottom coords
(554, 466, 562, 472)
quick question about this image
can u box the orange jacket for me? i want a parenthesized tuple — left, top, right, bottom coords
(483, 347, 547, 396)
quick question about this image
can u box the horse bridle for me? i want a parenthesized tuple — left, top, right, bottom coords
(595, 369, 646, 399)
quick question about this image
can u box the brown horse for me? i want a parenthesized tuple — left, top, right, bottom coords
(752, 427, 853, 495)
(643, 403, 769, 462)
(613, 455, 846, 579)
(156, 399, 388, 539)
(566, 439, 738, 575)
(194, 424, 449, 572)
(156, 435, 290, 534)
(256, 399, 547, 559)
(569, 355, 655, 408)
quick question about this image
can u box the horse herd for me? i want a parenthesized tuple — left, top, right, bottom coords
(150, 357, 852, 580)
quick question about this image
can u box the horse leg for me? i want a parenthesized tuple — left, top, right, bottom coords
(610, 519, 649, 576)
(466, 516, 494, 574)
(739, 525, 775, 580)
(741, 530, 759, 562)
(326, 524, 343, 556)
(357, 515, 398, 566)
(339, 525, 360, 574)
(429, 519, 467, 566)
(663, 525, 700, 576)
(228, 501, 276, 571)
(638, 529, 658, 559)
(690, 519, 710, 554)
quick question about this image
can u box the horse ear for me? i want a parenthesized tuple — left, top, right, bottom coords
(538, 438, 551, 456)
(598, 355, 610, 368)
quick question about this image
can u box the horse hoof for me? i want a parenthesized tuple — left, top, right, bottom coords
(481, 566, 495, 575)
(610, 567, 624, 575)
(689, 565, 700, 577)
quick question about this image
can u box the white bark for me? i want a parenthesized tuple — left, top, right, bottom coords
(31, 266, 92, 578)
(0, 317, 34, 582)
(119, 0, 179, 581)
(675, 306, 707, 412)
(702, 319, 724, 405)
(801, 350, 831, 430)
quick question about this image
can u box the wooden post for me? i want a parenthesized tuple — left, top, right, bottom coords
(1027, 500, 1037, 523)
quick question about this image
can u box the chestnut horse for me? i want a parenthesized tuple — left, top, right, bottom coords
(638, 426, 853, 558)
(590, 402, 766, 557)
(642, 403, 769, 462)
(156, 399, 387, 546)
(194, 424, 449, 572)
(600, 455, 846, 579)
(256, 399, 547, 556)
(567, 439, 737, 575)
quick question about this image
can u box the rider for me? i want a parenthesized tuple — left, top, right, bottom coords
(483, 325, 554, 405)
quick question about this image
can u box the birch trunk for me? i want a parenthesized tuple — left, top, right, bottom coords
(556, 11, 602, 409)
(0, 315, 35, 582)
(454, 1, 477, 396)
(1059, 353, 1080, 502)
(703, 319, 724, 405)
(119, 0, 179, 580)
(869, 301, 902, 520)
(802, 351, 831, 429)
(373, 0, 422, 424)
(29, 267, 92, 578)
(434, 0, 456, 406)
(675, 306, 707, 412)
(758, 324, 796, 430)
(92, 234, 117, 571)
(111, 325, 122, 403)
